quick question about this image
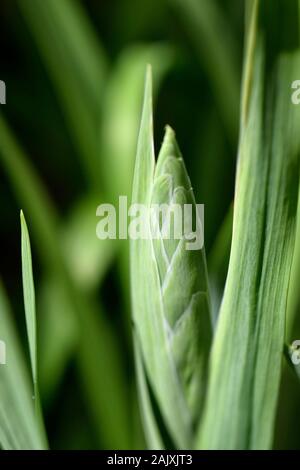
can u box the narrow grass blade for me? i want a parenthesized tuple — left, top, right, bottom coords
(20, 211, 48, 447)
(20, 212, 38, 387)
(0, 282, 45, 449)
(131, 68, 212, 448)
(198, 1, 300, 449)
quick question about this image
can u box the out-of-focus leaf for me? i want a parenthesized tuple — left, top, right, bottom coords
(101, 43, 174, 201)
(62, 195, 116, 292)
(134, 336, 164, 450)
(18, 0, 107, 188)
(42, 195, 116, 401)
(208, 204, 233, 326)
(38, 276, 78, 403)
(192, 109, 232, 246)
(171, 0, 240, 142)
(198, 0, 300, 449)
(0, 115, 61, 274)
(0, 114, 77, 406)
(0, 116, 130, 448)
(286, 187, 300, 341)
(285, 343, 300, 381)
(0, 282, 45, 449)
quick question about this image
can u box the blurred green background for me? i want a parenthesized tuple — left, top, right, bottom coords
(0, 0, 299, 449)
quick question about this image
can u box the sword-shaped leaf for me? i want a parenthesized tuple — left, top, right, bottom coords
(198, 0, 300, 449)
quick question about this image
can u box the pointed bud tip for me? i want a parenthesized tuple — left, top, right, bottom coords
(160, 125, 181, 160)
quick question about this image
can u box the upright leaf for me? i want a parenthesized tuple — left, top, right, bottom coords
(134, 336, 164, 450)
(198, 0, 300, 449)
(21, 212, 38, 388)
(20, 212, 48, 449)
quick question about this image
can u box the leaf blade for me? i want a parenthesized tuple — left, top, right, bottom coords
(198, 1, 300, 449)
(20, 211, 48, 448)
(21, 211, 37, 386)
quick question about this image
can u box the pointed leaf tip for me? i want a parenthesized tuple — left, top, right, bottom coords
(131, 64, 155, 205)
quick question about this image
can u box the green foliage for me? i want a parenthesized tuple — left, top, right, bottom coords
(131, 0, 300, 450)
(20, 212, 47, 446)
(0, 0, 300, 451)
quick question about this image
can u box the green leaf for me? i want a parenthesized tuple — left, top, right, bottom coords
(134, 335, 164, 450)
(0, 282, 45, 449)
(131, 68, 212, 448)
(20, 211, 48, 447)
(128, 65, 155, 206)
(21, 211, 37, 387)
(198, 1, 300, 449)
